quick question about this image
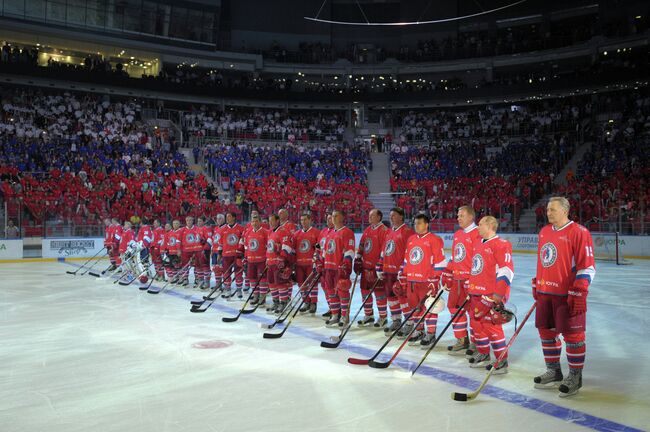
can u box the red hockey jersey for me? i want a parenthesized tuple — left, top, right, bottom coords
(377, 224, 415, 274)
(324, 226, 356, 270)
(136, 225, 153, 248)
(242, 227, 268, 263)
(448, 223, 482, 280)
(468, 236, 514, 298)
(357, 223, 388, 269)
(219, 224, 244, 257)
(536, 221, 596, 295)
(294, 227, 321, 266)
(180, 225, 203, 253)
(402, 232, 447, 283)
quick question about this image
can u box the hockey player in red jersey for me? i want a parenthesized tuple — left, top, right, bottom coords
(242, 211, 261, 293)
(179, 216, 206, 288)
(196, 216, 213, 289)
(241, 213, 269, 307)
(165, 220, 182, 283)
(322, 210, 356, 327)
(110, 218, 123, 267)
(355, 209, 388, 327)
(151, 219, 165, 280)
(118, 221, 135, 255)
(266, 213, 294, 313)
(294, 213, 320, 314)
(443, 206, 482, 355)
(134, 217, 153, 284)
(375, 207, 415, 333)
(533, 197, 595, 397)
(316, 214, 335, 319)
(398, 213, 447, 346)
(218, 212, 245, 298)
(208, 214, 226, 288)
(466, 216, 514, 374)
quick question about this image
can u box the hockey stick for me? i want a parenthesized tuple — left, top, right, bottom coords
(65, 247, 107, 275)
(190, 263, 237, 312)
(147, 257, 195, 294)
(451, 301, 537, 402)
(119, 259, 154, 287)
(222, 266, 268, 322)
(263, 273, 322, 339)
(66, 246, 106, 276)
(320, 275, 375, 348)
(405, 296, 470, 377)
(89, 262, 113, 277)
(347, 295, 428, 365)
(258, 271, 319, 329)
(368, 287, 446, 369)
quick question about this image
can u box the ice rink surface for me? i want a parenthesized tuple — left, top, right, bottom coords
(1, 254, 649, 432)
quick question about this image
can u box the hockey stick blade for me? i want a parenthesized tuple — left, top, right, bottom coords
(89, 272, 101, 277)
(320, 336, 342, 349)
(262, 329, 286, 339)
(368, 359, 391, 369)
(147, 288, 162, 294)
(138, 285, 149, 291)
(451, 392, 473, 402)
(190, 304, 210, 313)
(221, 316, 239, 323)
(347, 357, 370, 365)
(66, 270, 77, 275)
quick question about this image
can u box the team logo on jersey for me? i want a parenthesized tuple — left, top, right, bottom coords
(168, 237, 178, 245)
(454, 243, 467, 262)
(385, 239, 396, 256)
(214, 234, 221, 243)
(326, 239, 336, 254)
(185, 233, 198, 243)
(471, 254, 484, 275)
(267, 240, 275, 252)
(299, 239, 311, 253)
(249, 239, 259, 251)
(227, 234, 239, 245)
(540, 242, 558, 268)
(363, 239, 373, 253)
(409, 247, 424, 265)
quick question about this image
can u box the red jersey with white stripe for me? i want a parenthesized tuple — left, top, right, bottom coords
(112, 224, 124, 246)
(165, 229, 182, 254)
(136, 225, 153, 248)
(219, 224, 244, 257)
(358, 223, 388, 269)
(294, 227, 321, 266)
(104, 225, 113, 247)
(536, 221, 596, 295)
(402, 232, 447, 283)
(319, 227, 332, 252)
(324, 226, 356, 270)
(378, 224, 415, 274)
(468, 236, 514, 298)
(198, 225, 212, 251)
(180, 225, 203, 253)
(242, 227, 268, 263)
(279, 221, 297, 234)
(118, 228, 135, 253)
(153, 227, 165, 250)
(448, 223, 482, 280)
(266, 227, 292, 265)
(210, 225, 224, 253)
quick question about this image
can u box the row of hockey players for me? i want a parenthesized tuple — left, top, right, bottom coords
(102, 196, 594, 397)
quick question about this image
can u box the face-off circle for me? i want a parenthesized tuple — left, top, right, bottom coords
(191, 340, 233, 349)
